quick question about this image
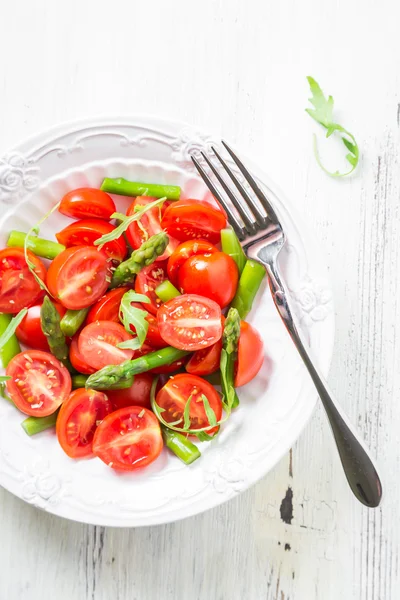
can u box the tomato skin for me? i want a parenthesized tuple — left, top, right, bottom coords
(178, 252, 238, 308)
(186, 339, 222, 376)
(56, 388, 112, 458)
(0, 248, 47, 313)
(93, 407, 163, 471)
(149, 355, 188, 374)
(78, 321, 134, 370)
(59, 188, 116, 221)
(16, 301, 66, 351)
(69, 334, 96, 375)
(161, 199, 227, 243)
(55, 219, 127, 263)
(106, 373, 154, 411)
(235, 321, 264, 387)
(157, 294, 222, 351)
(6, 350, 72, 417)
(135, 262, 168, 315)
(87, 287, 130, 324)
(46, 246, 110, 310)
(167, 240, 219, 286)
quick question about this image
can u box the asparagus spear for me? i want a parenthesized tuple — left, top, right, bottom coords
(86, 347, 189, 390)
(110, 232, 169, 288)
(220, 307, 241, 410)
(21, 412, 59, 436)
(72, 373, 135, 390)
(162, 426, 201, 464)
(7, 231, 65, 260)
(155, 280, 181, 302)
(40, 297, 72, 369)
(230, 260, 266, 319)
(221, 228, 247, 275)
(0, 313, 22, 368)
(60, 308, 89, 337)
(101, 178, 181, 200)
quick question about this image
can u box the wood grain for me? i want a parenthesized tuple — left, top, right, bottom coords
(1, 0, 399, 598)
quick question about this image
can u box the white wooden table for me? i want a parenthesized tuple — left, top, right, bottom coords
(0, 1, 398, 598)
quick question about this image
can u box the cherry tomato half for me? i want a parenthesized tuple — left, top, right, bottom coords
(135, 262, 168, 315)
(0, 248, 47, 313)
(16, 301, 66, 352)
(6, 350, 72, 416)
(157, 294, 222, 351)
(56, 388, 112, 458)
(87, 287, 130, 324)
(46, 246, 110, 310)
(69, 334, 96, 375)
(78, 321, 134, 370)
(178, 252, 238, 308)
(55, 219, 127, 263)
(93, 407, 163, 471)
(161, 199, 226, 244)
(235, 321, 264, 387)
(167, 240, 219, 286)
(59, 188, 116, 221)
(186, 339, 222, 376)
(105, 373, 154, 411)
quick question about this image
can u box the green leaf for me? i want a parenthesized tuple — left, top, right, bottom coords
(183, 394, 193, 430)
(0, 309, 28, 350)
(201, 394, 217, 427)
(117, 291, 151, 350)
(305, 76, 334, 128)
(220, 349, 236, 411)
(196, 430, 218, 442)
(0, 376, 11, 383)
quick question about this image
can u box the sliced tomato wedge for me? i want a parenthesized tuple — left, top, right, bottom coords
(59, 188, 116, 220)
(106, 373, 154, 411)
(126, 197, 179, 261)
(6, 350, 71, 416)
(0, 248, 47, 313)
(46, 246, 110, 310)
(186, 339, 222, 376)
(235, 321, 264, 387)
(78, 321, 134, 370)
(135, 262, 168, 315)
(69, 334, 96, 374)
(156, 373, 222, 434)
(157, 294, 222, 351)
(161, 199, 226, 243)
(167, 240, 219, 286)
(87, 287, 130, 324)
(93, 406, 163, 471)
(56, 388, 112, 458)
(16, 301, 66, 352)
(55, 219, 127, 263)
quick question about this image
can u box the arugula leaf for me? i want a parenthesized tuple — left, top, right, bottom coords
(0, 376, 11, 383)
(182, 394, 193, 430)
(195, 430, 218, 442)
(0, 309, 28, 350)
(306, 76, 359, 177)
(117, 291, 151, 350)
(201, 394, 217, 427)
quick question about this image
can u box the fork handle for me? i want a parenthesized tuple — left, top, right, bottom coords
(263, 260, 382, 507)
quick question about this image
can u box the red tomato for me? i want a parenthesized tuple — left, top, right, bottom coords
(56, 388, 112, 458)
(87, 287, 130, 324)
(157, 294, 222, 351)
(235, 321, 264, 387)
(149, 355, 188, 374)
(46, 246, 109, 310)
(178, 252, 238, 308)
(0, 248, 47, 313)
(156, 373, 222, 434)
(106, 373, 154, 411)
(186, 339, 222, 376)
(93, 407, 163, 471)
(125, 197, 179, 261)
(167, 240, 219, 286)
(135, 262, 168, 315)
(16, 301, 66, 352)
(69, 334, 96, 375)
(126, 302, 166, 349)
(6, 350, 71, 417)
(55, 219, 127, 263)
(78, 321, 134, 370)
(161, 199, 226, 243)
(59, 188, 116, 221)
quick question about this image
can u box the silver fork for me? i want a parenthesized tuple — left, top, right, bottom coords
(192, 141, 382, 508)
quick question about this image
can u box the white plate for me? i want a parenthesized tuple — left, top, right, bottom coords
(0, 117, 334, 526)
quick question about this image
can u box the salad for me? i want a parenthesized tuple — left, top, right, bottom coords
(0, 179, 266, 471)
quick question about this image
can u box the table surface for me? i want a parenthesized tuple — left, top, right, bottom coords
(1, 1, 399, 599)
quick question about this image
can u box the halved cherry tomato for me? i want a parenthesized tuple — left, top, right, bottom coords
(126, 197, 179, 261)
(78, 321, 134, 370)
(167, 240, 219, 286)
(149, 355, 188, 374)
(16, 301, 66, 352)
(128, 302, 167, 349)
(56, 388, 112, 458)
(6, 350, 71, 416)
(186, 339, 222, 376)
(59, 188, 116, 221)
(157, 294, 222, 351)
(235, 321, 264, 387)
(156, 373, 222, 434)
(69, 334, 96, 375)
(93, 406, 163, 471)
(135, 262, 168, 315)
(178, 252, 238, 308)
(0, 248, 47, 313)
(46, 246, 109, 310)
(106, 373, 154, 411)
(55, 219, 127, 263)
(87, 287, 130, 324)
(161, 199, 226, 243)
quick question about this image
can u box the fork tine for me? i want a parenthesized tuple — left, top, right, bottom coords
(221, 141, 280, 224)
(191, 155, 246, 240)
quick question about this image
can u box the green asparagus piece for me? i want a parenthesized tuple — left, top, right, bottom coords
(86, 347, 189, 390)
(162, 426, 201, 464)
(40, 297, 71, 369)
(60, 308, 89, 337)
(72, 373, 135, 390)
(230, 260, 266, 319)
(155, 280, 181, 302)
(221, 228, 247, 275)
(7, 231, 65, 260)
(0, 313, 22, 368)
(220, 308, 241, 410)
(21, 411, 59, 436)
(110, 232, 169, 288)
(101, 178, 181, 201)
